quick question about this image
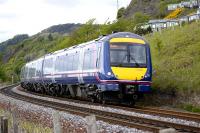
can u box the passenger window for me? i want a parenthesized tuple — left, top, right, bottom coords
(36, 60, 42, 77)
(54, 52, 80, 73)
(83, 52, 90, 70)
(43, 58, 53, 74)
(55, 56, 63, 72)
(83, 49, 97, 70)
(67, 56, 73, 71)
(72, 52, 79, 70)
(25, 66, 29, 79)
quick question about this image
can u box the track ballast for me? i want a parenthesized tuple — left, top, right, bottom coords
(1, 85, 200, 133)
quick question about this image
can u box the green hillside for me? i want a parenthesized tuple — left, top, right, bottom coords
(123, 0, 183, 18)
(0, 33, 68, 82)
(146, 22, 200, 93)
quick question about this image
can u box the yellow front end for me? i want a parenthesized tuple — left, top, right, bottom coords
(110, 38, 147, 81)
(111, 67, 147, 80)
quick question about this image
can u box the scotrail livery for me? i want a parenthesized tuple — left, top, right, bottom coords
(20, 32, 152, 105)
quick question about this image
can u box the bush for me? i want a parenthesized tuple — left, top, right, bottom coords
(0, 67, 7, 82)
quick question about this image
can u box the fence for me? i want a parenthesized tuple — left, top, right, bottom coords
(0, 116, 8, 133)
(0, 107, 98, 133)
(0, 112, 179, 133)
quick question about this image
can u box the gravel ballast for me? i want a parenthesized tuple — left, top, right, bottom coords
(0, 87, 147, 133)
(12, 87, 200, 128)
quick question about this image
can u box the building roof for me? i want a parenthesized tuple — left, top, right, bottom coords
(148, 19, 179, 24)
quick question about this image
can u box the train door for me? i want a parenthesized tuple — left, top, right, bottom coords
(41, 57, 45, 85)
(78, 48, 84, 84)
(52, 56, 56, 83)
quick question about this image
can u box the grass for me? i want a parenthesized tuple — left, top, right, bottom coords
(142, 21, 200, 111)
(19, 121, 52, 133)
(181, 104, 200, 113)
(146, 21, 200, 93)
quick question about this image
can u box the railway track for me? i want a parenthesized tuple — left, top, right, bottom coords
(1, 85, 200, 133)
(19, 86, 200, 124)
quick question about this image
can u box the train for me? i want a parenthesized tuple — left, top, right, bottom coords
(20, 32, 152, 105)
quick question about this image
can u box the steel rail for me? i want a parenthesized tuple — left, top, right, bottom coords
(0, 86, 161, 133)
(19, 86, 200, 124)
(2, 86, 200, 132)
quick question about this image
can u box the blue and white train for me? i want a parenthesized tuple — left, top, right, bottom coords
(20, 32, 152, 104)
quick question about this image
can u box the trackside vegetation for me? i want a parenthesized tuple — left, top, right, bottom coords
(146, 22, 200, 93)
(144, 22, 200, 110)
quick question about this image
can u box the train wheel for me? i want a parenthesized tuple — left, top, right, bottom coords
(63, 85, 71, 98)
(91, 98, 95, 103)
(102, 100, 106, 105)
(129, 101, 135, 107)
(59, 85, 65, 96)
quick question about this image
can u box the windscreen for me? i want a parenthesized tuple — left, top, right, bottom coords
(110, 43, 147, 68)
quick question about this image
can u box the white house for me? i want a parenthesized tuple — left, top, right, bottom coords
(168, 4, 183, 10)
(182, 0, 198, 8)
(168, 0, 199, 11)
(179, 16, 190, 23)
(197, 8, 200, 14)
(146, 19, 179, 31)
(188, 13, 200, 21)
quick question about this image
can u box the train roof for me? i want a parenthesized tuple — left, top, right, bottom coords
(100, 32, 147, 43)
(24, 32, 147, 66)
(46, 32, 147, 56)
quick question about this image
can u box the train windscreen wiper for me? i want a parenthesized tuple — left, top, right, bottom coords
(129, 54, 140, 67)
(117, 54, 128, 67)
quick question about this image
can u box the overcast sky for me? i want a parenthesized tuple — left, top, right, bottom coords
(0, 0, 131, 42)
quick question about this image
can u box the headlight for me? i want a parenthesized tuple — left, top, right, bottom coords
(144, 74, 150, 78)
(107, 72, 112, 76)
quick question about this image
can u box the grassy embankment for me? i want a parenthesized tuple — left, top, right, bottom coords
(0, 33, 69, 82)
(145, 21, 200, 112)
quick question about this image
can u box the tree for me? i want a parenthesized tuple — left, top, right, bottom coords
(68, 19, 100, 45)
(0, 66, 6, 82)
(127, 12, 150, 32)
(117, 7, 125, 19)
(48, 33, 53, 41)
(133, 12, 150, 24)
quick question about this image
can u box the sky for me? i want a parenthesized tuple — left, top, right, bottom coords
(0, 0, 131, 43)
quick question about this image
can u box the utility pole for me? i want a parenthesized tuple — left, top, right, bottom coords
(117, 0, 119, 11)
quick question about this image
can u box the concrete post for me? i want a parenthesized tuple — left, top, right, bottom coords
(85, 115, 97, 133)
(11, 108, 19, 133)
(159, 128, 176, 133)
(3, 117, 8, 133)
(52, 110, 62, 133)
(0, 116, 8, 133)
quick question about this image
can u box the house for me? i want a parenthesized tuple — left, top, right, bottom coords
(188, 13, 200, 21)
(181, 0, 198, 8)
(168, 4, 183, 10)
(179, 16, 190, 23)
(145, 19, 179, 31)
(179, 12, 200, 23)
(168, 0, 199, 11)
(197, 8, 200, 14)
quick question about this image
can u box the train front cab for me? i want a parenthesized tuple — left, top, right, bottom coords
(98, 36, 152, 104)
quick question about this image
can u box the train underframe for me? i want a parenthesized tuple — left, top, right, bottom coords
(21, 82, 143, 105)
